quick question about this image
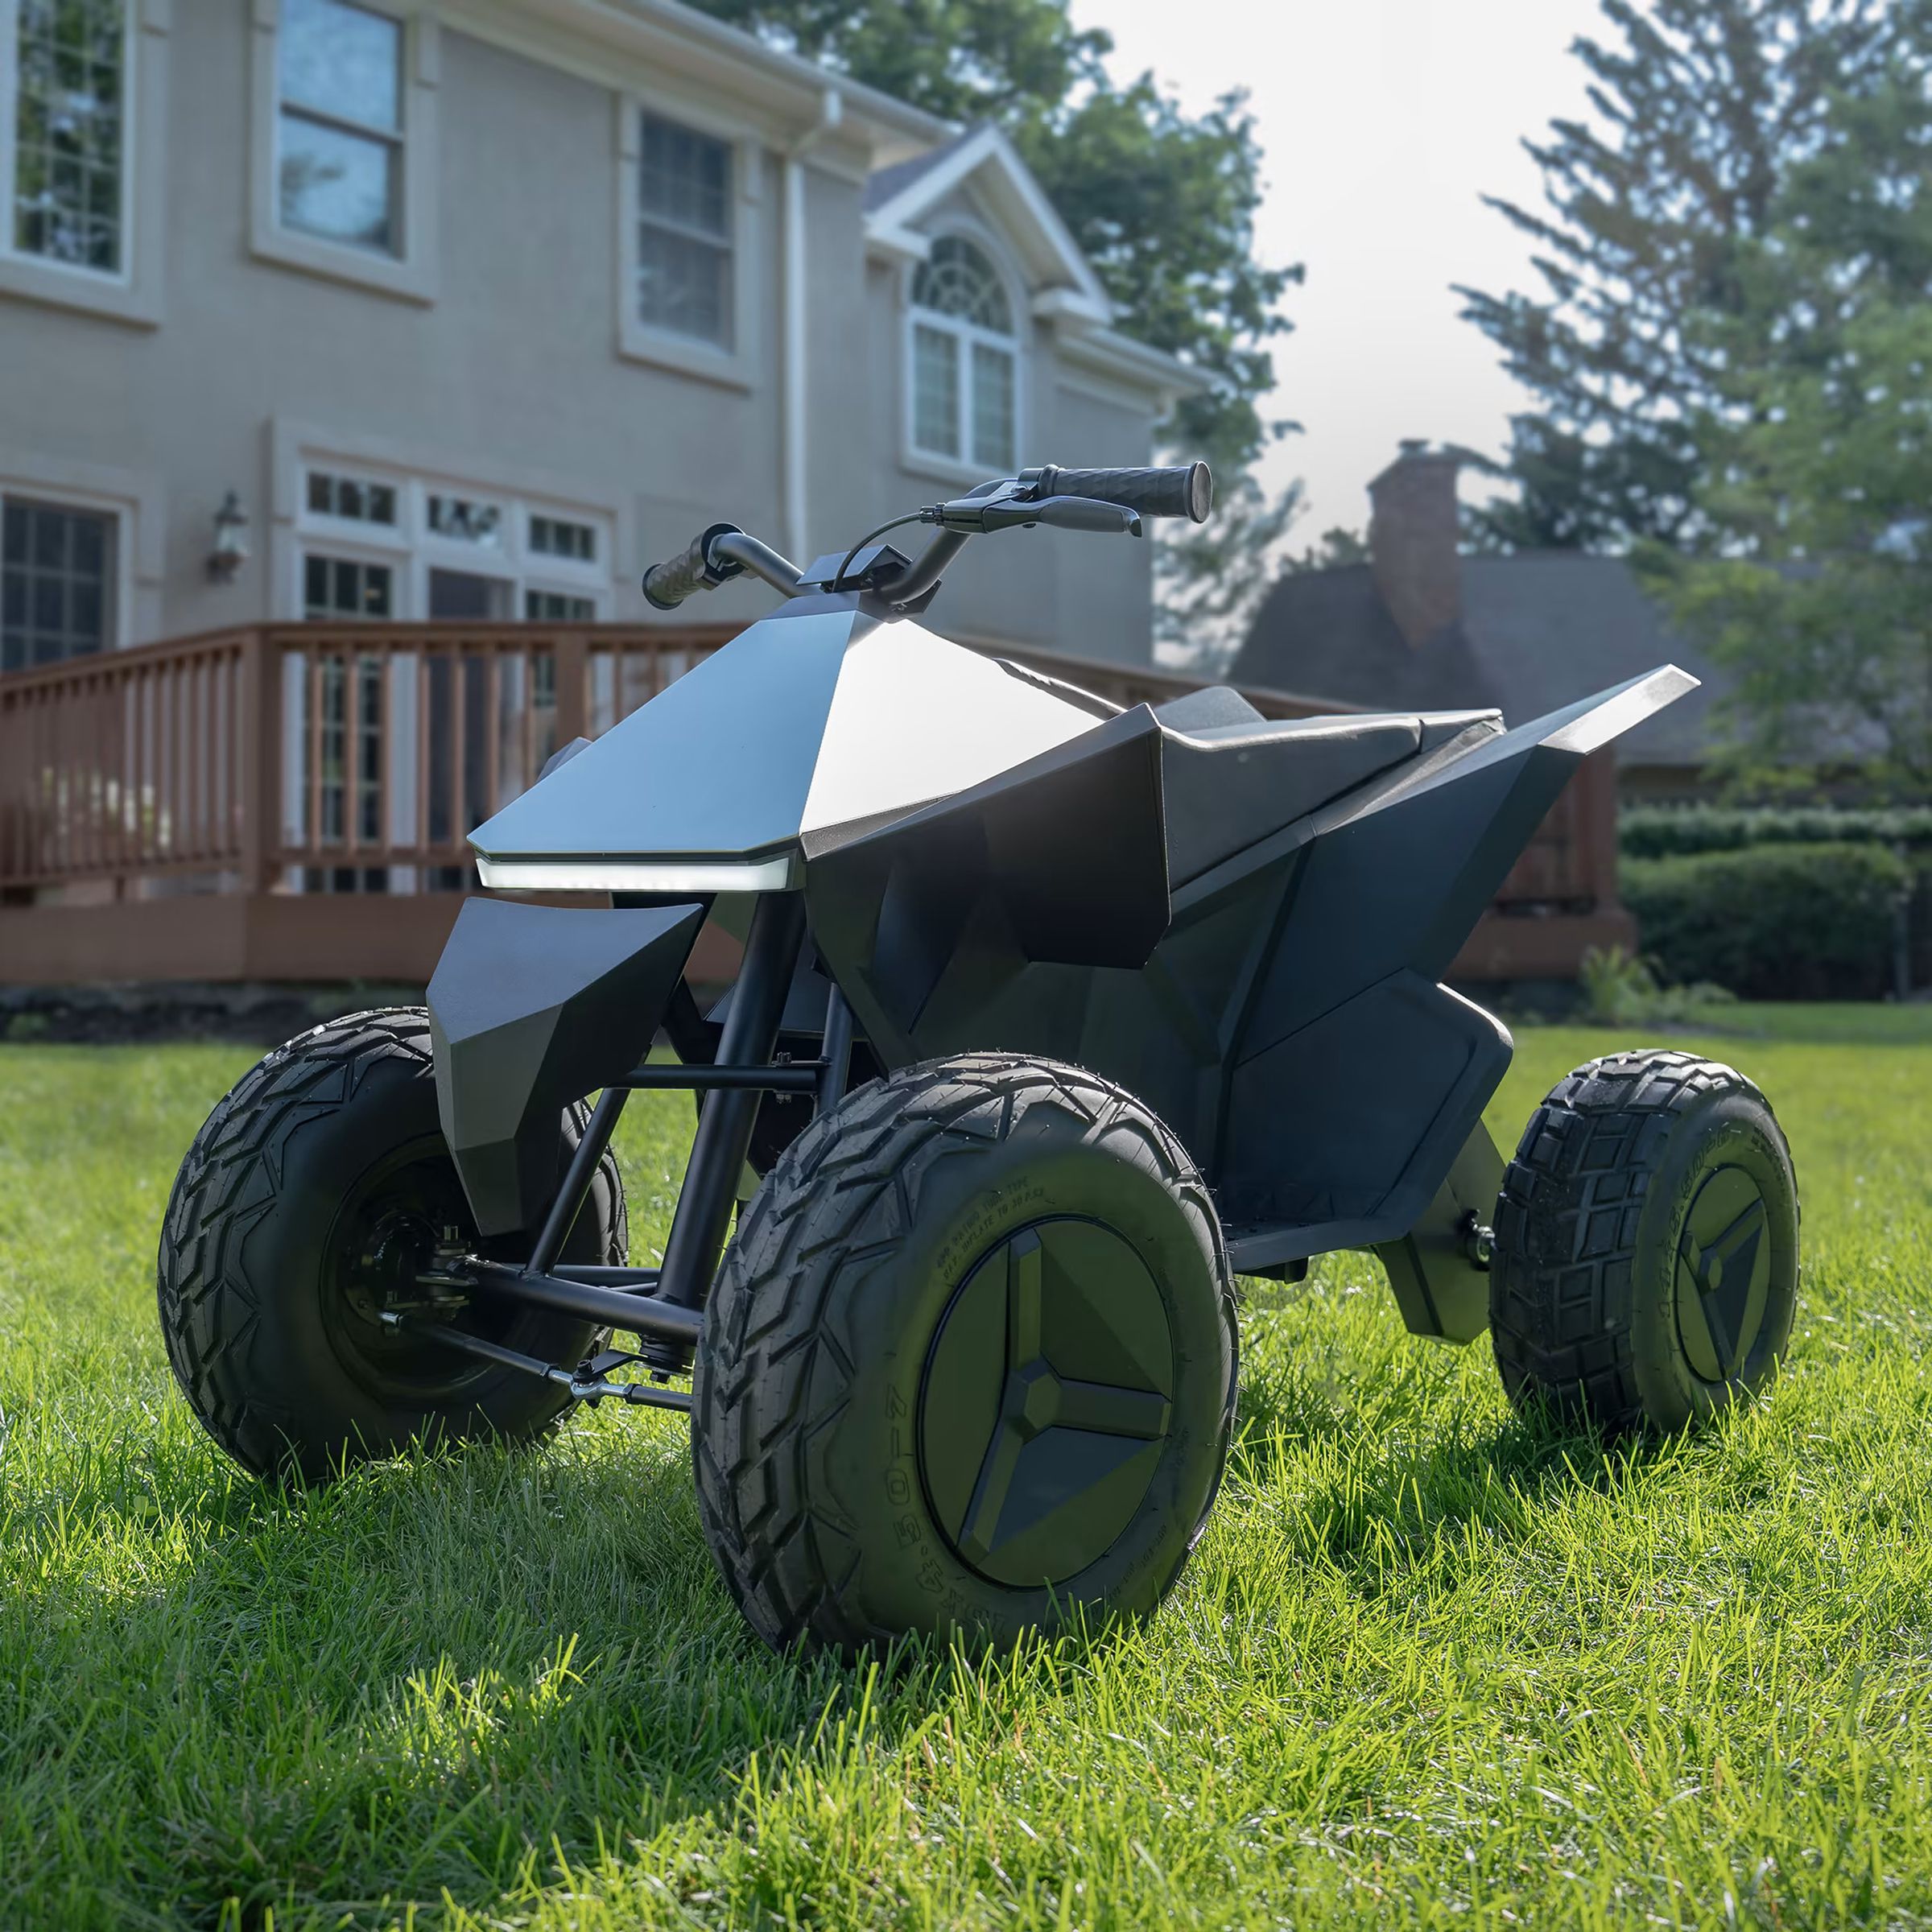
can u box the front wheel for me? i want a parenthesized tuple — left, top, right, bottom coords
(692, 1055, 1238, 1657)
(1489, 1048, 1799, 1433)
(157, 1009, 627, 1484)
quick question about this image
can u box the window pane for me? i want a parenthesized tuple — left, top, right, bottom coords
(638, 225, 732, 345)
(302, 551, 392, 619)
(12, 0, 125, 273)
(426, 495, 503, 547)
(911, 237, 1012, 333)
(279, 0, 399, 132)
(639, 114, 730, 238)
(913, 324, 960, 457)
(280, 114, 398, 253)
(305, 470, 398, 524)
(525, 589, 596, 621)
(530, 515, 596, 562)
(0, 497, 116, 667)
(972, 342, 1017, 471)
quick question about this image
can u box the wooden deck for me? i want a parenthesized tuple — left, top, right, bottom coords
(0, 622, 1630, 988)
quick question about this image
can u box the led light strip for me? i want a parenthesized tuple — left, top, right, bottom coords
(472, 850, 803, 894)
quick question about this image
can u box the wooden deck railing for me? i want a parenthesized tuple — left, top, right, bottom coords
(0, 623, 742, 894)
(0, 621, 1625, 982)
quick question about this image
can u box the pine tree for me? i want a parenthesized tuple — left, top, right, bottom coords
(1651, 5, 1932, 791)
(1459, 0, 1891, 552)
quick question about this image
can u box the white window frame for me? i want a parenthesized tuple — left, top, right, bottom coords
(248, 0, 439, 305)
(1, 489, 127, 669)
(613, 89, 762, 390)
(0, 0, 167, 326)
(0, 446, 162, 650)
(902, 225, 1026, 488)
(284, 444, 616, 622)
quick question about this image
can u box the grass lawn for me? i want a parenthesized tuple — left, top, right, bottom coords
(2, 1010, 1930, 1930)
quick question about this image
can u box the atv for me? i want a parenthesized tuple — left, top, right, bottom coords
(158, 460, 1801, 1657)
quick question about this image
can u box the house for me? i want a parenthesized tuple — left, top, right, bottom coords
(0, 0, 1238, 986)
(0, 13, 1633, 996)
(0, 0, 1201, 664)
(1232, 443, 1728, 803)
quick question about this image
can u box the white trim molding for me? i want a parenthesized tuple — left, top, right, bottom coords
(864, 122, 1208, 416)
(247, 0, 440, 306)
(267, 415, 623, 622)
(0, 0, 169, 328)
(865, 125, 1108, 316)
(1055, 323, 1213, 415)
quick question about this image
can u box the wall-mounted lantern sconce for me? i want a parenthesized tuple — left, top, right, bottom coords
(208, 490, 250, 583)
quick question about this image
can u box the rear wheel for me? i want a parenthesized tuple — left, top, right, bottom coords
(158, 1009, 626, 1483)
(692, 1055, 1238, 1657)
(1489, 1048, 1798, 1433)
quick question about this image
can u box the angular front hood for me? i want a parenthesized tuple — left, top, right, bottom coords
(469, 604, 1107, 891)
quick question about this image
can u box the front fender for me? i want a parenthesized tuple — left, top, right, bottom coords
(427, 898, 706, 1234)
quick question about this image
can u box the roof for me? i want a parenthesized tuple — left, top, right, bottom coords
(863, 129, 981, 213)
(1229, 553, 1724, 768)
(524, 0, 952, 159)
(862, 124, 1205, 404)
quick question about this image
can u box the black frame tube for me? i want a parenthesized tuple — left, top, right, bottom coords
(527, 1084, 628, 1278)
(617, 1063, 819, 1092)
(818, 985, 853, 1113)
(656, 891, 807, 1309)
(552, 1264, 661, 1287)
(464, 1258, 702, 1341)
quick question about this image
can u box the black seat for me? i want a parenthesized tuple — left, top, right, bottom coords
(1156, 696, 1429, 885)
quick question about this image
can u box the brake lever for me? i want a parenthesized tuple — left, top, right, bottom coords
(926, 493, 1143, 539)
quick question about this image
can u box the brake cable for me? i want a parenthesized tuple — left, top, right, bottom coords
(832, 511, 930, 594)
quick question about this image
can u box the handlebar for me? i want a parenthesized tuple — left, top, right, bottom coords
(1023, 462, 1213, 523)
(638, 457, 1212, 615)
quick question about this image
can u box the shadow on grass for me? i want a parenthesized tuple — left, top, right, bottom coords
(1229, 1366, 1658, 1593)
(3, 1417, 947, 1930)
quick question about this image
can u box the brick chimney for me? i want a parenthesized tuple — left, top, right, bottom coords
(1368, 440, 1462, 646)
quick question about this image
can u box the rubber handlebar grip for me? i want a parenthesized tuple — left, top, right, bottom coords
(1037, 462, 1212, 522)
(641, 523, 741, 610)
(641, 532, 713, 611)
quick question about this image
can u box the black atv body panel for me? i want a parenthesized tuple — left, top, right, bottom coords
(428, 898, 705, 1234)
(807, 667, 1692, 1288)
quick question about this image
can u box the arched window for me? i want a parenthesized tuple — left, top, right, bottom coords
(908, 235, 1018, 472)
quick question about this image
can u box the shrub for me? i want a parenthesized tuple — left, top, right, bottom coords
(1577, 947, 1737, 1027)
(1621, 804, 1932, 859)
(1623, 841, 1911, 1001)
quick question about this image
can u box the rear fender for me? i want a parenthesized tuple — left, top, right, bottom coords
(427, 898, 706, 1235)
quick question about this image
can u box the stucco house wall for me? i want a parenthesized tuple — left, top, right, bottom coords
(0, 0, 1195, 666)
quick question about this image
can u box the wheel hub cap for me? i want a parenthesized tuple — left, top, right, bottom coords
(919, 1219, 1174, 1588)
(1674, 1164, 1772, 1384)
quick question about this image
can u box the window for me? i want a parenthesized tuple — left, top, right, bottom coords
(2, 497, 117, 671)
(637, 112, 733, 348)
(5, 0, 128, 275)
(425, 493, 503, 547)
(525, 588, 596, 621)
(307, 469, 398, 525)
(909, 237, 1018, 472)
(276, 0, 403, 256)
(303, 552, 393, 619)
(529, 514, 596, 564)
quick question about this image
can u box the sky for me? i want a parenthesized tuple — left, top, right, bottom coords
(1067, 0, 1607, 538)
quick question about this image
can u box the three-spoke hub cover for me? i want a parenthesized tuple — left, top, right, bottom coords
(918, 1218, 1174, 1588)
(1673, 1163, 1773, 1385)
